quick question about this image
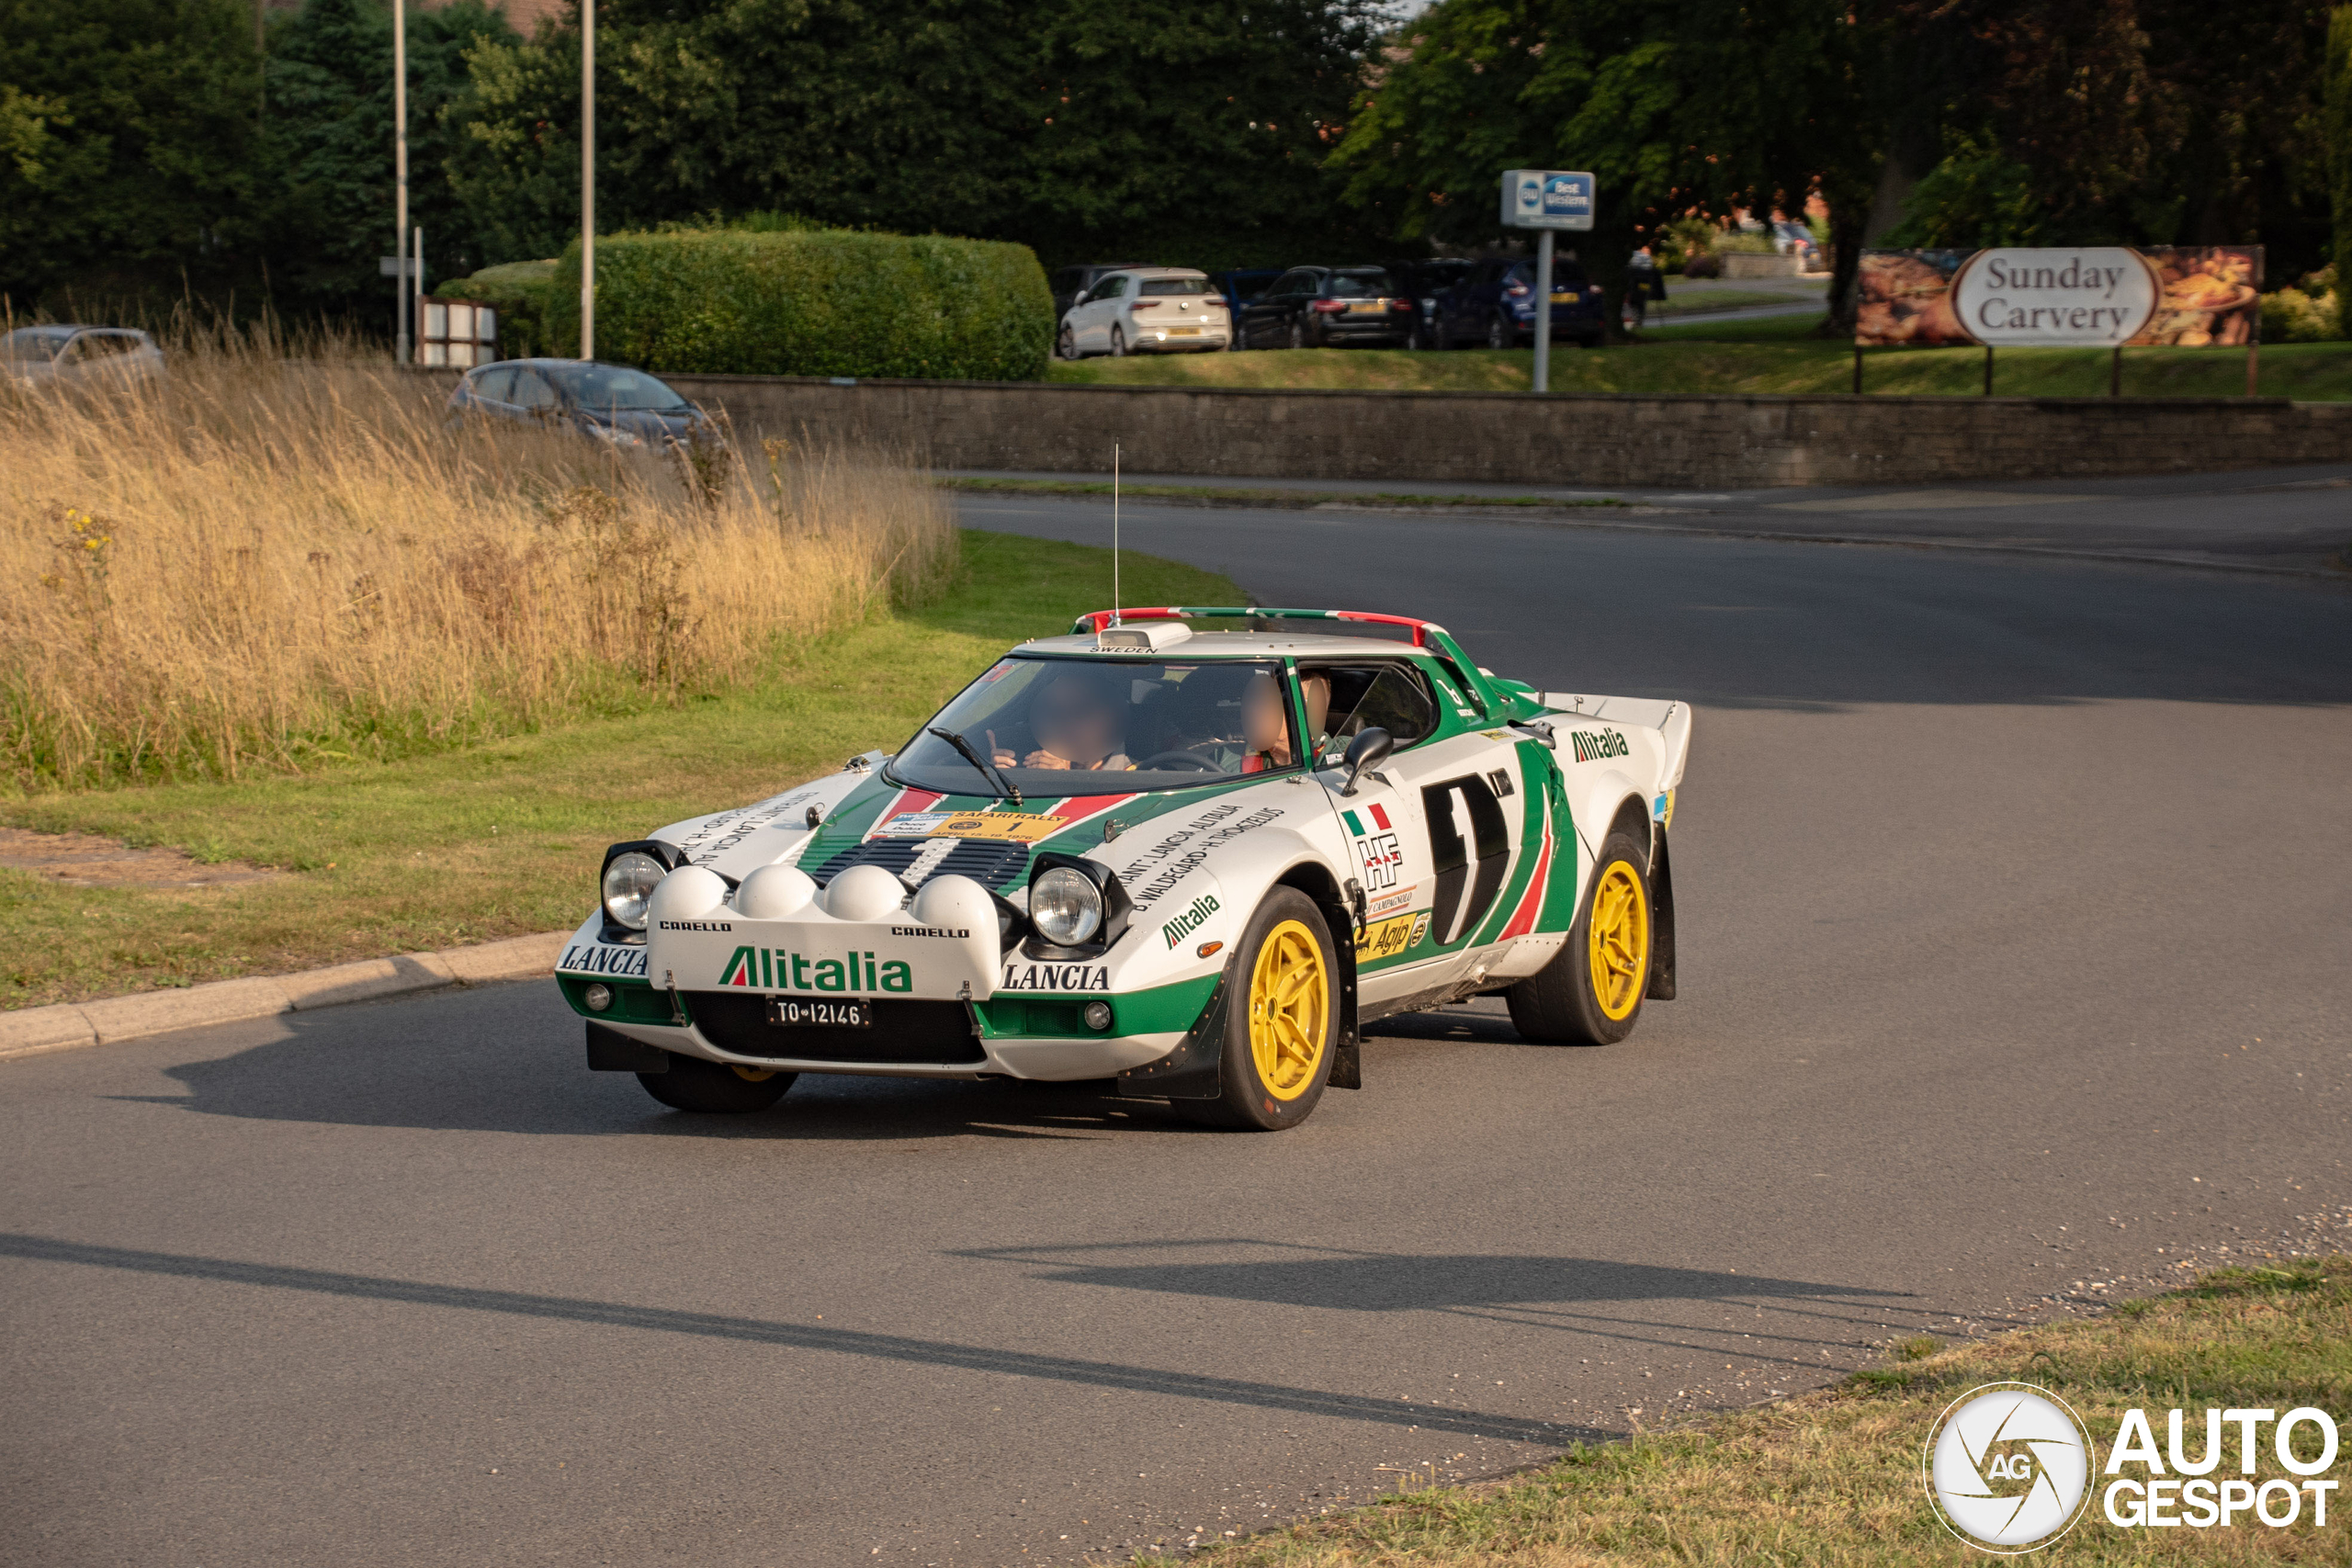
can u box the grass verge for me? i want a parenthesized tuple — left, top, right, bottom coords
(1045, 334, 2352, 400)
(1159, 1259, 2352, 1566)
(944, 479, 1634, 511)
(0, 531, 1237, 1010)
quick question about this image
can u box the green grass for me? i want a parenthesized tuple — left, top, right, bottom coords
(0, 532, 1238, 1010)
(1164, 1259, 2352, 1567)
(1044, 333, 2352, 400)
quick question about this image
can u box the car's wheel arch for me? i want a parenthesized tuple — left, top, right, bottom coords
(1270, 860, 1361, 1089)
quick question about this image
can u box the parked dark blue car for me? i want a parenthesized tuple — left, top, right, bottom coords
(1431, 255, 1608, 350)
(446, 359, 709, 448)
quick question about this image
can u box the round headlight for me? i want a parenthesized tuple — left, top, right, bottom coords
(602, 851, 667, 930)
(1030, 866, 1103, 947)
(1082, 1000, 1114, 1032)
(582, 983, 613, 1013)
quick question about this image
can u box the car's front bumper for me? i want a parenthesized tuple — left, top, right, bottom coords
(572, 1009, 1184, 1082)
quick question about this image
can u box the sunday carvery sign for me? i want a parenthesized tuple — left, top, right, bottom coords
(1857, 247, 2261, 349)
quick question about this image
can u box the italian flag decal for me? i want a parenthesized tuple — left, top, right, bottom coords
(1340, 803, 1394, 836)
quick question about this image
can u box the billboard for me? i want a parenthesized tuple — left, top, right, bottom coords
(1857, 247, 2261, 348)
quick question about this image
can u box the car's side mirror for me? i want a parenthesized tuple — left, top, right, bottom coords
(1339, 728, 1394, 797)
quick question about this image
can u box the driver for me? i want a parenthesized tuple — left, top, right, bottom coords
(995, 667, 1131, 772)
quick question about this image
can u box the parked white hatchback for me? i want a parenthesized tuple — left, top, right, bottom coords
(1057, 268, 1230, 357)
(0, 325, 165, 390)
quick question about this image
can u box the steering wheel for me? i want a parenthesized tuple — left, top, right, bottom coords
(1134, 750, 1220, 773)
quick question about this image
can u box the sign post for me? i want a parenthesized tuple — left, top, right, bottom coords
(1500, 169, 1593, 395)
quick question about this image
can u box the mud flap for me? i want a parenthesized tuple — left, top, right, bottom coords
(1329, 922, 1362, 1089)
(1114, 972, 1229, 1100)
(586, 1021, 672, 1072)
(1645, 829, 1678, 1001)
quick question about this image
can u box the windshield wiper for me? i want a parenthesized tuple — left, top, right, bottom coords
(926, 727, 1023, 806)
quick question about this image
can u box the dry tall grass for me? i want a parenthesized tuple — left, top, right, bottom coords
(0, 324, 956, 792)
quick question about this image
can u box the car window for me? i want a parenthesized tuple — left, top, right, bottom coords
(549, 363, 688, 411)
(509, 368, 559, 410)
(74, 333, 144, 358)
(1138, 277, 1211, 296)
(888, 657, 1303, 795)
(471, 366, 517, 403)
(1329, 271, 1395, 299)
(1313, 663, 1440, 754)
(0, 327, 75, 362)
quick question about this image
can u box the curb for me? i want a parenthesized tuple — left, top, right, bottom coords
(0, 931, 567, 1063)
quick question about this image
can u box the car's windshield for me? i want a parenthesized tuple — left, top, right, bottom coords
(549, 364, 690, 412)
(0, 328, 74, 363)
(888, 657, 1303, 795)
(1329, 271, 1396, 299)
(1138, 277, 1212, 296)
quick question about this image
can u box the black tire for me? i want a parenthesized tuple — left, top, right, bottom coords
(1193, 887, 1339, 1131)
(1287, 319, 1306, 350)
(1110, 325, 1129, 357)
(1506, 829, 1654, 1046)
(639, 1055, 797, 1113)
(1403, 323, 1425, 351)
(1487, 313, 1513, 351)
(1057, 325, 1078, 360)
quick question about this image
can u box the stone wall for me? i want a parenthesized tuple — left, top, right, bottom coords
(426, 368, 2352, 488)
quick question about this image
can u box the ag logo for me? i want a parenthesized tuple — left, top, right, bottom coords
(1924, 1382, 2095, 1553)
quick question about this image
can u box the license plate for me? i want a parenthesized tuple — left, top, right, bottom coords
(767, 997, 874, 1028)
(1349, 302, 1381, 314)
(1167, 326, 1199, 335)
(1550, 291, 1576, 304)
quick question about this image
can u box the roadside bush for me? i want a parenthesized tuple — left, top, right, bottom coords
(2260, 265, 2342, 342)
(543, 225, 1055, 381)
(1683, 252, 1723, 278)
(436, 258, 556, 358)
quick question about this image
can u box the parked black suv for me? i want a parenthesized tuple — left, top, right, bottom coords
(1383, 258, 1475, 350)
(1235, 266, 1416, 349)
(1432, 255, 1608, 349)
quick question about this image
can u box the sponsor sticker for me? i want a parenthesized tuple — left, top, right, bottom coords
(719, 945, 914, 994)
(871, 811, 1069, 843)
(1354, 910, 1430, 962)
(1000, 962, 1112, 992)
(1569, 728, 1630, 763)
(1341, 802, 1405, 893)
(559, 942, 650, 978)
(1159, 893, 1221, 950)
(1367, 883, 1419, 918)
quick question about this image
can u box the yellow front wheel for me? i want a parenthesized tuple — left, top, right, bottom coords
(1197, 888, 1339, 1131)
(1507, 829, 1653, 1045)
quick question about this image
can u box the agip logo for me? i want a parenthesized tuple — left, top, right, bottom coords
(1925, 1383, 2095, 1552)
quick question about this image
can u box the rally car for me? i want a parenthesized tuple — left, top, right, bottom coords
(554, 608, 1691, 1131)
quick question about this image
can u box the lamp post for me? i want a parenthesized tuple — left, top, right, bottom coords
(580, 0, 594, 362)
(393, 0, 409, 364)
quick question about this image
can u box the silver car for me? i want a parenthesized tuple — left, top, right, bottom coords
(0, 325, 166, 389)
(1056, 268, 1232, 357)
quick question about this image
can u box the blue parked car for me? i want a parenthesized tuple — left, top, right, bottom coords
(1431, 255, 1608, 350)
(1207, 268, 1285, 350)
(446, 358, 710, 448)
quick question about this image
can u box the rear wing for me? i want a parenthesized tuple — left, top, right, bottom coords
(1537, 693, 1692, 792)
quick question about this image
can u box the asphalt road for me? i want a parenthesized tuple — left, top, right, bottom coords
(6, 497, 2350, 1567)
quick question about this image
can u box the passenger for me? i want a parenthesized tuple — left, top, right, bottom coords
(996, 668, 1131, 772)
(1232, 671, 1329, 772)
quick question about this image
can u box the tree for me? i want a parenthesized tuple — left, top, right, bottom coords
(1327, 0, 1884, 333)
(0, 0, 265, 311)
(445, 0, 1385, 273)
(264, 0, 520, 317)
(2333, 7, 2352, 333)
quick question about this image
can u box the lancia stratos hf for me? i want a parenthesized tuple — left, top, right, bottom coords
(555, 608, 1692, 1130)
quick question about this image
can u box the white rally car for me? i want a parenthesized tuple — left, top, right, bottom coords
(555, 607, 1691, 1130)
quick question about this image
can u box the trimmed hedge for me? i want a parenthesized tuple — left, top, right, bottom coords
(542, 227, 1055, 381)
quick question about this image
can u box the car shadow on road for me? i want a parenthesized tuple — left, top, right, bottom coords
(109, 982, 1253, 1141)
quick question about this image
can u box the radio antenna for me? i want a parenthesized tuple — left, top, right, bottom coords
(1112, 443, 1121, 627)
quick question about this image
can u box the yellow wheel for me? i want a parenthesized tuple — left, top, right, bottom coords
(1586, 861, 1650, 1021)
(1189, 888, 1339, 1130)
(1248, 919, 1329, 1100)
(1506, 828, 1654, 1045)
